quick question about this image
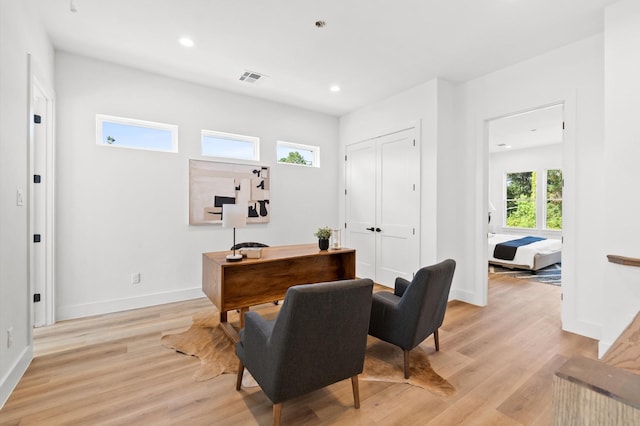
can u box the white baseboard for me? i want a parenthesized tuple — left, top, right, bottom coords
(56, 287, 205, 321)
(561, 317, 601, 341)
(0, 345, 33, 410)
(598, 341, 612, 358)
(450, 288, 486, 307)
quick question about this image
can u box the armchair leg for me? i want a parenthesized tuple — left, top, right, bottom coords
(236, 361, 244, 391)
(403, 349, 410, 379)
(434, 329, 440, 351)
(351, 375, 360, 409)
(273, 403, 282, 426)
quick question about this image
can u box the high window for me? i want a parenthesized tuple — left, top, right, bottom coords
(505, 169, 562, 230)
(201, 130, 259, 161)
(96, 114, 178, 152)
(276, 141, 319, 167)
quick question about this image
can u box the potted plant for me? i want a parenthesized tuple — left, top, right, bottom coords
(314, 227, 332, 250)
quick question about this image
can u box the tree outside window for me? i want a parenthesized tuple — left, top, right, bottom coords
(546, 169, 563, 230)
(504, 169, 562, 230)
(276, 141, 319, 167)
(279, 151, 308, 165)
(506, 171, 536, 228)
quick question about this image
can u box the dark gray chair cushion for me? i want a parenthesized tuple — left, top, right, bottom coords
(235, 278, 374, 405)
(368, 259, 456, 351)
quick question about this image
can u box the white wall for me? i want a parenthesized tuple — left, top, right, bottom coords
(489, 143, 562, 237)
(459, 34, 605, 337)
(338, 79, 466, 297)
(0, 0, 54, 407)
(54, 52, 339, 320)
(600, 0, 640, 356)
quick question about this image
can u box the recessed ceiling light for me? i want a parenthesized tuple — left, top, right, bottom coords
(330, 85, 341, 92)
(179, 37, 195, 48)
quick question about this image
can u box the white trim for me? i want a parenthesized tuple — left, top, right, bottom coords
(562, 318, 603, 345)
(0, 346, 32, 409)
(478, 93, 594, 338)
(450, 288, 483, 306)
(96, 114, 179, 153)
(201, 129, 260, 161)
(599, 341, 612, 358)
(276, 140, 320, 167)
(56, 287, 205, 321)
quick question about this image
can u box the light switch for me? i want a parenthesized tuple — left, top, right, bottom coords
(16, 189, 24, 206)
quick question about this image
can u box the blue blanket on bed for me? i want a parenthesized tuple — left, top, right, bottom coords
(493, 236, 545, 261)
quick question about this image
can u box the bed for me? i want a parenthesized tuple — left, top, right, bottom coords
(488, 233, 562, 271)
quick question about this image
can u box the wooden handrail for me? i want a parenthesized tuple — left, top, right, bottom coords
(602, 311, 640, 375)
(555, 356, 640, 409)
(552, 311, 640, 424)
(607, 254, 640, 267)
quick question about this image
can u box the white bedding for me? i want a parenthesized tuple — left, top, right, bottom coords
(488, 233, 562, 269)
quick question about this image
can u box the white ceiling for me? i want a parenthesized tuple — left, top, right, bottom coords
(488, 104, 564, 153)
(26, 0, 618, 117)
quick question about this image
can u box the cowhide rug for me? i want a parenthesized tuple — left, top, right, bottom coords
(161, 311, 455, 397)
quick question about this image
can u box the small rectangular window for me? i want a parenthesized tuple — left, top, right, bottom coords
(505, 171, 536, 229)
(546, 169, 563, 230)
(201, 130, 259, 161)
(96, 114, 178, 152)
(277, 141, 319, 167)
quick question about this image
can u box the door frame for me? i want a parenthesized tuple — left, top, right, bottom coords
(28, 54, 56, 327)
(477, 92, 577, 330)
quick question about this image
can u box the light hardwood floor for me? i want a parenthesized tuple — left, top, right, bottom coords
(0, 274, 597, 425)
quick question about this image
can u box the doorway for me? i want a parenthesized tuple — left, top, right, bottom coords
(486, 103, 564, 288)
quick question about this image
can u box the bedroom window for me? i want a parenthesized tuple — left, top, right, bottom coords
(505, 171, 536, 229)
(504, 169, 562, 230)
(276, 141, 319, 167)
(201, 130, 259, 161)
(96, 114, 178, 152)
(546, 169, 563, 230)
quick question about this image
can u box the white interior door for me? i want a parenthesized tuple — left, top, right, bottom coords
(32, 88, 47, 327)
(375, 129, 420, 285)
(29, 60, 56, 327)
(345, 141, 376, 279)
(345, 127, 420, 287)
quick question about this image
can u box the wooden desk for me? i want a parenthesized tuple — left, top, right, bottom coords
(202, 244, 356, 341)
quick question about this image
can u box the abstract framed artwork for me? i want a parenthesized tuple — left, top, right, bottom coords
(189, 159, 270, 225)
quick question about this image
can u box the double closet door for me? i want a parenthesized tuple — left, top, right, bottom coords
(345, 127, 420, 288)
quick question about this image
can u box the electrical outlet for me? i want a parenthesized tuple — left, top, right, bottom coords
(131, 273, 141, 285)
(7, 327, 13, 348)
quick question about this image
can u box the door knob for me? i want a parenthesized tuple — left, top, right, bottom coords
(375, 228, 382, 232)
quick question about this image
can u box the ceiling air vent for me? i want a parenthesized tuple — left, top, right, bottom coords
(239, 71, 264, 83)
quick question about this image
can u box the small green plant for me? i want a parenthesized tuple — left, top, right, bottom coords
(314, 227, 332, 239)
(106, 136, 116, 144)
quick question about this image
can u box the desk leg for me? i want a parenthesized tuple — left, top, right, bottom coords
(218, 309, 247, 344)
(239, 307, 248, 329)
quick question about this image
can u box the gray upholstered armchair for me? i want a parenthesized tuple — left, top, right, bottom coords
(368, 259, 456, 379)
(235, 278, 374, 426)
